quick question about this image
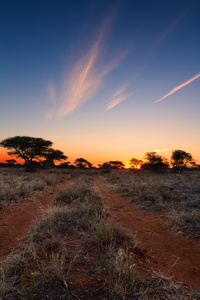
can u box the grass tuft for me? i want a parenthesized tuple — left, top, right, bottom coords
(1, 171, 199, 299)
(101, 170, 200, 237)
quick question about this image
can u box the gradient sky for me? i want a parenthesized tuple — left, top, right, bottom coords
(1, 0, 200, 166)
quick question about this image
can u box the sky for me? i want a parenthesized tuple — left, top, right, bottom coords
(0, 0, 200, 167)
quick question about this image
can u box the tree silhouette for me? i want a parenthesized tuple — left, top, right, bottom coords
(43, 149, 67, 167)
(57, 161, 71, 169)
(99, 162, 111, 172)
(171, 150, 193, 170)
(143, 152, 169, 172)
(144, 152, 163, 164)
(0, 136, 66, 171)
(129, 158, 143, 169)
(6, 159, 17, 165)
(108, 161, 125, 169)
(74, 158, 92, 168)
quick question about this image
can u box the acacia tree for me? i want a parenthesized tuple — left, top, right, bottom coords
(43, 149, 67, 166)
(171, 150, 193, 169)
(0, 136, 66, 171)
(101, 162, 111, 169)
(74, 158, 92, 168)
(129, 158, 143, 169)
(144, 152, 163, 164)
(108, 161, 125, 169)
(6, 159, 17, 165)
(142, 152, 169, 171)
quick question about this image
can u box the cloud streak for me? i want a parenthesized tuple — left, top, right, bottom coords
(106, 95, 129, 111)
(45, 83, 57, 120)
(105, 85, 134, 111)
(47, 83, 57, 104)
(155, 73, 200, 103)
(152, 148, 172, 152)
(58, 45, 100, 117)
(110, 84, 128, 99)
(49, 12, 128, 118)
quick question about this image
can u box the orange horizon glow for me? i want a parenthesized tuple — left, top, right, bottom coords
(1, 148, 200, 167)
(0, 149, 24, 164)
(124, 162, 141, 169)
(1, 1, 200, 182)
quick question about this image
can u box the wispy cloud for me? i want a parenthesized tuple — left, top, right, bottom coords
(58, 48, 100, 117)
(47, 83, 57, 104)
(57, 50, 128, 117)
(105, 85, 134, 111)
(44, 12, 128, 119)
(45, 83, 57, 120)
(110, 84, 128, 99)
(152, 148, 172, 152)
(155, 73, 200, 103)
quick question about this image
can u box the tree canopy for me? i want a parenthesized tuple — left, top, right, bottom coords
(144, 152, 163, 164)
(6, 159, 17, 165)
(171, 150, 193, 169)
(108, 161, 125, 169)
(129, 158, 143, 169)
(74, 158, 92, 168)
(0, 136, 67, 170)
(142, 152, 169, 172)
(44, 149, 67, 164)
(1, 136, 197, 173)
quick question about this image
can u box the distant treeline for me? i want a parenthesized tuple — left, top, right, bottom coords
(0, 136, 199, 172)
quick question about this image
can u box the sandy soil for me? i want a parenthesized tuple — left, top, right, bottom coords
(94, 176, 200, 289)
(0, 176, 78, 258)
(0, 174, 199, 292)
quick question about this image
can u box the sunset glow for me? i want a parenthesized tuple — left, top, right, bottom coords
(0, 1, 200, 166)
(0, 149, 24, 164)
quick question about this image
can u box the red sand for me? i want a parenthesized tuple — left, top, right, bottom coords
(0, 176, 78, 258)
(0, 174, 199, 290)
(94, 176, 200, 289)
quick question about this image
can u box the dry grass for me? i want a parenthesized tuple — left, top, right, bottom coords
(101, 170, 200, 238)
(0, 175, 106, 298)
(1, 171, 199, 299)
(0, 168, 76, 208)
(53, 175, 100, 205)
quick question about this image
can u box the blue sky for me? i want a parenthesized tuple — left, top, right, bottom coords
(0, 0, 200, 165)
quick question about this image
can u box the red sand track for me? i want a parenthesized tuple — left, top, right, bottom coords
(94, 176, 200, 289)
(0, 176, 78, 258)
(1, 174, 200, 290)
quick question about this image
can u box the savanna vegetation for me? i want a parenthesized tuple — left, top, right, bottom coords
(1, 136, 198, 172)
(100, 170, 200, 239)
(0, 136, 200, 298)
(1, 172, 199, 299)
(0, 136, 67, 171)
(0, 168, 77, 210)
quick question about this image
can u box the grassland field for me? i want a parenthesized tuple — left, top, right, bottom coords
(0, 168, 200, 299)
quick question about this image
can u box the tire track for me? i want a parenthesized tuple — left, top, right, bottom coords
(94, 175, 200, 289)
(0, 176, 79, 258)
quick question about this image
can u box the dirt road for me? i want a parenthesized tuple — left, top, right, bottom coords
(0, 176, 78, 258)
(94, 176, 200, 289)
(1, 174, 200, 289)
